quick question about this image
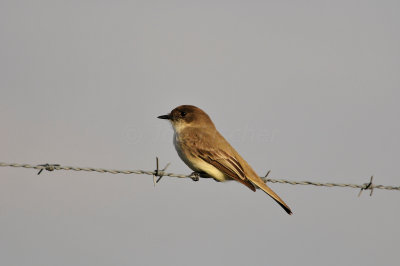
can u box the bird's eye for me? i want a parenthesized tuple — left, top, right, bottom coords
(180, 111, 187, 117)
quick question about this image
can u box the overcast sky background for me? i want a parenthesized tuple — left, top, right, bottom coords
(1, 1, 399, 265)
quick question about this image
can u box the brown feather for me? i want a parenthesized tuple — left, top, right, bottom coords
(198, 153, 256, 192)
(168, 105, 292, 215)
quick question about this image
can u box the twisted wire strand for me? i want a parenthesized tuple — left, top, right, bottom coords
(1, 162, 399, 191)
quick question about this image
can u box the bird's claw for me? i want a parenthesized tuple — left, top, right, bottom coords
(190, 172, 201, 182)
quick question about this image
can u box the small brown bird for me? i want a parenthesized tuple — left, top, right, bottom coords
(158, 105, 292, 215)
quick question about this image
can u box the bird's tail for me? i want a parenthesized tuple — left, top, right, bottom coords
(253, 179, 292, 215)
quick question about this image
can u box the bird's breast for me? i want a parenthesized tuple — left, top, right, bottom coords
(173, 132, 228, 181)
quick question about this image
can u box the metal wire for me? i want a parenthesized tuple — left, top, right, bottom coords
(1, 161, 399, 193)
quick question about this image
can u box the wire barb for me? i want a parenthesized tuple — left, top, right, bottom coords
(37, 164, 60, 175)
(152, 157, 171, 186)
(263, 170, 271, 183)
(358, 176, 374, 197)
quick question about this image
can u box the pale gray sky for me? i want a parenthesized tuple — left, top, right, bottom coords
(1, 1, 399, 265)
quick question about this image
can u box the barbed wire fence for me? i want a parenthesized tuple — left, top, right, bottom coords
(1, 160, 399, 196)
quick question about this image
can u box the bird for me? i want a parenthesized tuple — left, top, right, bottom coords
(158, 105, 292, 215)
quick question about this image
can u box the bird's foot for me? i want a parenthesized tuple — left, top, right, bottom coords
(190, 172, 201, 182)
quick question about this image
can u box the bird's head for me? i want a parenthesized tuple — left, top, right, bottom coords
(158, 105, 215, 132)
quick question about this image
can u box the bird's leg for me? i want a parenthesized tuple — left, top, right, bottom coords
(190, 172, 202, 182)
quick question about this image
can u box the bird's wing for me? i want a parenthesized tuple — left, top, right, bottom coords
(184, 129, 292, 214)
(196, 148, 256, 192)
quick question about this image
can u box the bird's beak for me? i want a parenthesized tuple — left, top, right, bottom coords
(157, 114, 171, 120)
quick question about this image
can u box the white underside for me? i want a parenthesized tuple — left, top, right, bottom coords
(173, 132, 228, 182)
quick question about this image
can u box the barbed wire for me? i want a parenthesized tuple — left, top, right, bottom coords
(1, 161, 399, 196)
